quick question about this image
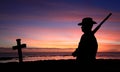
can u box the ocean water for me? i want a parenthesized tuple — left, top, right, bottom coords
(0, 48, 120, 63)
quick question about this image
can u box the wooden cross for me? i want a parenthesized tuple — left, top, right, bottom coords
(12, 39, 26, 63)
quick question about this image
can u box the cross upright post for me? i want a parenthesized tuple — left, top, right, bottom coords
(12, 39, 26, 63)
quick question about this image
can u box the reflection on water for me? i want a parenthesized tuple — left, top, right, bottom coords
(0, 56, 75, 63)
(1, 54, 120, 63)
(23, 56, 75, 61)
(0, 48, 120, 63)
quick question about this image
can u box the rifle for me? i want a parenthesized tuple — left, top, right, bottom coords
(92, 13, 112, 34)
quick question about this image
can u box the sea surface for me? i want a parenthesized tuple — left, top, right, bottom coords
(0, 48, 120, 63)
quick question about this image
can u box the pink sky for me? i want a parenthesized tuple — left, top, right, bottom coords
(0, 0, 120, 52)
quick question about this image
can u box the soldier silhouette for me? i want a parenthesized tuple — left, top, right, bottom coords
(72, 13, 112, 64)
(72, 17, 98, 64)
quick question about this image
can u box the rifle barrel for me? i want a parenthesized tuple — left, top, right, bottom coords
(100, 13, 112, 25)
(93, 13, 112, 34)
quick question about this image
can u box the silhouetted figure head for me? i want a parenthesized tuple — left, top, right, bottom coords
(78, 17, 97, 33)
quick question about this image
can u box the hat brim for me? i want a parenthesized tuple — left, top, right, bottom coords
(78, 21, 97, 26)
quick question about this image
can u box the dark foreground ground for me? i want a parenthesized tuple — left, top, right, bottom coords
(0, 59, 120, 71)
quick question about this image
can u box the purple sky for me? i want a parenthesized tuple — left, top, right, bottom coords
(0, 0, 120, 52)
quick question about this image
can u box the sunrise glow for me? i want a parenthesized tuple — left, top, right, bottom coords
(0, 0, 120, 52)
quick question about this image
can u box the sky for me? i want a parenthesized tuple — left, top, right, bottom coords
(0, 0, 120, 52)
